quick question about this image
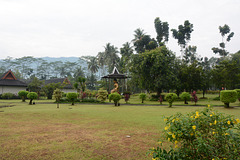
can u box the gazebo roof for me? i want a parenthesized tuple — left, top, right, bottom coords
(101, 67, 129, 79)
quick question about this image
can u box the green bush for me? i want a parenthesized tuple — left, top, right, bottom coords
(97, 88, 108, 102)
(165, 93, 178, 107)
(27, 92, 38, 105)
(53, 88, 63, 108)
(213, 96, 220, 101)
(139, 93, 147, 103)
(18, 90, 29, 102)
(180, 92, 190, 104)
(220, 90, 237, 108)
(109, 93, 121, 106)
(234, 89, 240, 101)
(2, 93, 14, 99)
(149, 107, 240, 159)
(66, 92, 78, 105)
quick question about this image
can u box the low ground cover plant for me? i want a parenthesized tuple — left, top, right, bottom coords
(149, 106, 240, 159)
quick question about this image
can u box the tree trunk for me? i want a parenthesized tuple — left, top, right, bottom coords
(57, 103, 59, 108)
(29, 99, 33, 105)
(224, 103, 229, 108)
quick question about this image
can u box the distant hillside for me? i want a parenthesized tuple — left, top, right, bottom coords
(40, 56, 81, 63)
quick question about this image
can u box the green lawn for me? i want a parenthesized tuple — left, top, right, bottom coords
(0, 100, 240, 160)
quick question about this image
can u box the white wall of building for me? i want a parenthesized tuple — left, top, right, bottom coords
(0, 86, 27, 95)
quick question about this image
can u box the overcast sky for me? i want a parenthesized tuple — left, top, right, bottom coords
(0, 0, 239, 59)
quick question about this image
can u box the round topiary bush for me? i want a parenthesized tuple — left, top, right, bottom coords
(97, 88, 108, 102)
(149, 107, 240, 159)
(180, 92, 190, 104)
(165, 93, 178, 107)
(139, 93, 147, 103)
(234, 89, 240, 102)
(109, 92, 121, 106)
(18, 90, 29, 102)
(66, 92, 78, 105)
(27, 92, 38, 105)
(220, 90, 237, 108)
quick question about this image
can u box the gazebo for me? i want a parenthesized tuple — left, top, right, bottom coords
(101, 67, 130, 93)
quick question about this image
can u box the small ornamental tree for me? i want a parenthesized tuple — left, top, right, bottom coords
(27, 92, 38, 105)
(191, 91, 198, 105)
(149, 107, 240, 160)
(139, 93, 147, 103)
(220, 90, 237, 108)
(109, 92, 121, 106)
(66, 92, 78, 105)
(180, 92, 190, 104)
(53, 88, 62, 108)
(234, 89, 240, 102)
(18, 90, 29, 102)
(97, 88, 108, 102)
(123, 91, 131, 103)
(165, 93, 177, 107)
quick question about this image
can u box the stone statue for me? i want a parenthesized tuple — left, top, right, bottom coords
(111, 79, 119, 93)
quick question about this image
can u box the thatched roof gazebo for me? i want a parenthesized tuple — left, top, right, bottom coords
(101, 67, 130, 93)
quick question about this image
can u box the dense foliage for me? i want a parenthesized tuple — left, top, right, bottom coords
(179, 92, 190, 104)
(165, 93, 178, 107)
(27, 92, 38, 105)
(109, 93, 121, 106)
(139, 93, 147, 103)
(18, 90, 29, 102)
(149, 107, 240, 159)
(97, 89, 108, 102)
(66, 92, 78, 105)
(220, 90, 237, 108)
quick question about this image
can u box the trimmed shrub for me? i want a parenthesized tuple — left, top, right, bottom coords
(97, 88, 108, 102)
(149, 107, 240, 159)
(2, 93, 14, 99)
(18, 90, 29, 102)
(66, 92, 78, 105)
(139, 93, 147, 103)
(234, 89, 240, 102)
(109, 93, 121, 106)
(27, 92, 38, 105)
(220, 90, 237, 108)
(165, 93, 178, 107)
(180, 92, 190, 104)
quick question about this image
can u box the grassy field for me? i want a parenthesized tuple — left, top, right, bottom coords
(0, 96, 240, 160)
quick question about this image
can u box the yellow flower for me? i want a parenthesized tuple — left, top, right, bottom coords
(196, 111, 199, 115)
(175, 144, 178, 148)
(236, 118, 240, 124)
(172, 134, 176, 139)
(192, 125, 196, 130)
(208, 104, 210, 107)
(165, 126, 169, 130)
(152, 158, 157, 160)
(190, 116, 193, 119)
(214, 120, 217, 125)
(213, 132, 216, 134)
(176, 118, 179, 121)
(210, 114, 213, 117)
(225, 133, 229, 135)
(175, 140, 178, 145)
(158, 141, 162, 144)
(227, 121, 231, 125)
(212, 112, 215, 115)
(168, 138, 170, 141)
(168, 132, 172, 135)
(209, 123, 212, 126)
(190, 133, 194, 136)
(164, 118, 168, 122)
(195, 115, 199, 119)
(172, 119, 175, 123)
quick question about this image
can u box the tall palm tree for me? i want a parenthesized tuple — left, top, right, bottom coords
(103, 43, 120, 73)
(132, 28, 146, 43)
(97, 52, 106, 77)
(87, 57, 99, 74)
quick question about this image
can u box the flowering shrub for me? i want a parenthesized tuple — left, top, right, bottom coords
(165, 93, 177, 107)
(191, 91, 198, 105)
(149, 106, 240, 159)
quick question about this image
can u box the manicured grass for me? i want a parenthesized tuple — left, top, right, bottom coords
(0, 101, 240, 159)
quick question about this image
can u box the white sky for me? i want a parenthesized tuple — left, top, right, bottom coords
(0, 0, 239, 59)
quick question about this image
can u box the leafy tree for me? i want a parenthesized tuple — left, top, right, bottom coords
(18, 90, 29, 102)
(53, 88, 62, 108)
(119, 42, 134, 73)
(130, 46, 176, 96)
(220, 90, 237, 108)
(103, 43, 120, 73)
(74, 76, 86, 99)
(66, 92, 78, 105)
(42, 82, 62, 99)
(27, 92, 38, 105)
(133, 34, 158, 53)
(171, 20, 194, 55)
(154, 17, 169, 45)
(212, 24, 234, 57)
(132, 28, 146, 43)
(28, 77, 44, 99)
(86, 73, 97, 90)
